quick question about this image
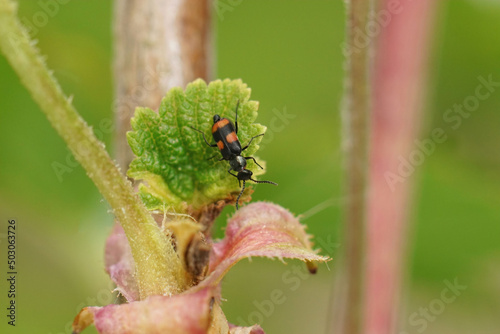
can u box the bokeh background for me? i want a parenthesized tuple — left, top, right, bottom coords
(1, 1, 499, 333)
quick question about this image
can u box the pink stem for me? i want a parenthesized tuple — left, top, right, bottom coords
(366, 1, 437, 333)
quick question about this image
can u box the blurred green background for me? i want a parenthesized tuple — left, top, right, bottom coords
(1, 1, 499, 333)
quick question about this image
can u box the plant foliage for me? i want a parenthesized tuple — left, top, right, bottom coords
(127, 79, 267, 211)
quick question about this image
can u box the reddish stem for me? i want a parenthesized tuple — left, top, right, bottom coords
(366, 1, 437, 333)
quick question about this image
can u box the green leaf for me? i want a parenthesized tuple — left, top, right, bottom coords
(127, 79, 267, 212)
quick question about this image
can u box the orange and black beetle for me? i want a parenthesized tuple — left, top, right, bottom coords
(190, 101, 277, 209)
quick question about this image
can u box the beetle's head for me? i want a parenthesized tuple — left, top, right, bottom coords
(236, 169, 253, 181)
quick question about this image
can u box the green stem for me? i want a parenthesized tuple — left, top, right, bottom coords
(0, 0, 185, 299)
(340, 0, 372, 333)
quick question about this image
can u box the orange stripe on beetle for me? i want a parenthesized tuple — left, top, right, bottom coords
(217, 141, 224, 150)
(226, 132, 238, 143)
(212, 119, 230, 133)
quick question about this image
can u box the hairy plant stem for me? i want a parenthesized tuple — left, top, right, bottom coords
(338, 0, 373, 333)
(0, 0, 184, 299)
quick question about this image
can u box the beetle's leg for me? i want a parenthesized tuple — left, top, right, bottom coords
(228, 168, 238, 179)
(241, 133, 264, 151)
(189, 126, 217, 147)
(244, 156, 263, 169)
(227, 168, 241, 187)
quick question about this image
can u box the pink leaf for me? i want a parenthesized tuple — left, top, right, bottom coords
(72, 288, 213, 334)
(104, 223, 139, 302)
(199, 202, 329, 288)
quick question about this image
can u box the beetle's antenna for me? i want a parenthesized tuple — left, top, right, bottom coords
(250, 178, 278, 186)
(236, 180, 246, 210)
(234, 99, 240, 134)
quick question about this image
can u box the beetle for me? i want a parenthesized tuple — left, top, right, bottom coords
(190, 101, 277, 209)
